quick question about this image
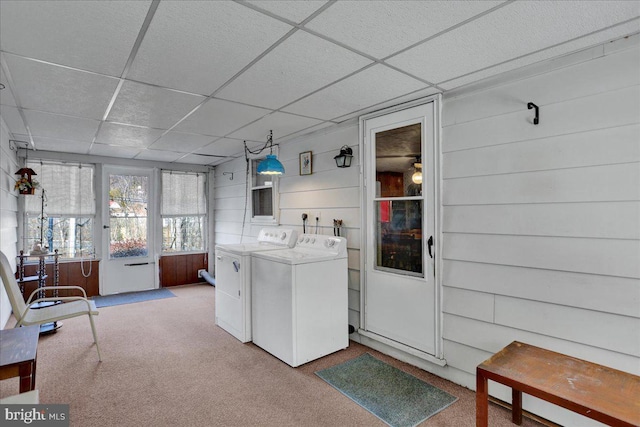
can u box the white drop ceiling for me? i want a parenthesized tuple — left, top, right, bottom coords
(0, 0, 638, 166)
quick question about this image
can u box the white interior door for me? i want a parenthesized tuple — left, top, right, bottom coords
(361, 100, 439, 357)
(102, 165, 156, 295)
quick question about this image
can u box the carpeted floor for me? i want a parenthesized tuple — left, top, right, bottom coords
(0, 284, 546, 427)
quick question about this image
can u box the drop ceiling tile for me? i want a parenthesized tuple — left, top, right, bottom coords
(24, 110, 99, 142)
(245, 1, 328, 24)
(148, 131, 215, 152)
(96, 122, 163, 148)
(0, 68, 17, 107)
(194, 138, 251, 158)
(89, 143, 142, 158)
(127, 1, 293, 95)
(108, 81, 205, 129)
(283, 64, 427, 120)
(134, 149, 184, 163)
(228, 112, 324, 142)
(305, 0, 503, 59)
(174, 98, 271, 137)
(439, 20, 640, 90)
(216, 30, 372, 109)
(4, 55, 119, 119)
(0, 105, 27, 134)
(387, 1, 640, 84)
(0, 1, 151, 76)
(29, 136, 91, 155)
(173, 153, 217, 166)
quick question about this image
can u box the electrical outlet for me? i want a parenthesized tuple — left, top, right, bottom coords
(198, 269, 206, 278)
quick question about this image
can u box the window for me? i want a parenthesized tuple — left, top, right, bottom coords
(161, 171, 206, 252)
(24, 161, 95, 259)
(250, 157, 277, 222)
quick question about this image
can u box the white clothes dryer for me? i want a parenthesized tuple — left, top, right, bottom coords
(251, 234, 348, 367)
(215, 228, 297, 342)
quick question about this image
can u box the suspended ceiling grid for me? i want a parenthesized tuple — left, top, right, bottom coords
(0, 0, 638, 166)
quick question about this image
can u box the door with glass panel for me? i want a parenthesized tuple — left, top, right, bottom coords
(102, 166, 156, 295)
(362, 101, 438, 356)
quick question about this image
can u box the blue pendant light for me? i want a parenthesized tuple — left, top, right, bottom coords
(257, 154, 285, 175)
(256, 130, 285, 175)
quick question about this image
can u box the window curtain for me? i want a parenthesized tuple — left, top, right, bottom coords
(161, 171, 206, 216)
(25, 161, 95, 216)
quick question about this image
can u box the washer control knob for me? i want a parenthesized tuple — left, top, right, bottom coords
(304, 238, 310, 243)
(311, 238, 316, 243)
(326, 239, 335, 248)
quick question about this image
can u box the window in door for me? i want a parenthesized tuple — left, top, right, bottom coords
(374, 123, 423, 276)
(161, 171, 206, 252)
(108, 174, 149, 258)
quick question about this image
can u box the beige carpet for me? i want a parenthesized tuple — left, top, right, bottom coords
(1, 284, 545, 427)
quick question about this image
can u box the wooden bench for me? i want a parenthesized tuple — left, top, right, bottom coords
(476, 341, 640, 427)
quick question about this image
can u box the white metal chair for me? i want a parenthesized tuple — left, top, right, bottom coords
(0, 251, 102, 361)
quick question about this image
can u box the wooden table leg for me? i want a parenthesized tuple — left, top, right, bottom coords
(18, 362, 33, 393)
(476, 368, 489, 427)
(512, 388, 523, 425)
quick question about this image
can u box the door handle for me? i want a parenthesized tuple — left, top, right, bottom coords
(427, 236, 434, 259)
(103, 225, 110, 229)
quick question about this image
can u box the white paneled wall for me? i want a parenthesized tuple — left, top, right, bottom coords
(212, 37, 639, 427)
(213, 124, 362, 328)
(0, 117, 20, 328)
(440, 40, 640, 426)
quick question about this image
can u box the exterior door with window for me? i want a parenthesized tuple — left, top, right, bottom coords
(102, 166, 156, 295)
(361, 100, 440, 358)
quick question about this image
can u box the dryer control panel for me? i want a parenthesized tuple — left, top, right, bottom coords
(295, 234, 347, 256)
(257, 227, 297, 247)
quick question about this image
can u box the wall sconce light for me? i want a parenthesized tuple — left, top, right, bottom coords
(411, 158, 422, 184)
(334, 145, 353, 168)
(256, 130, 285, 175)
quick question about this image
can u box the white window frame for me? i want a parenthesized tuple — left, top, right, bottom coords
(248, 152, 279, 224)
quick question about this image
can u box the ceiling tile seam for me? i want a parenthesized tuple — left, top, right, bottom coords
(9, 106, 103, 123)
(89, 0, 161, 152)
(436, 16, 640, 88)
(381, 0, 517, 63)
(0, 53, 35, 149)
(327, 86, 441, 123)
(235, 0, 336, 27)
(0, 50, 121, 80)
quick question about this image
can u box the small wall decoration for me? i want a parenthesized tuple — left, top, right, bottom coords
(14, 167, 39, 195)
(299, 151, 312, 175)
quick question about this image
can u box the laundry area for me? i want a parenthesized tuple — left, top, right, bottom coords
(215, 228, 349, 367)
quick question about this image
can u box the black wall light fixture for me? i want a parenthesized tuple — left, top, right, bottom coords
(528, 102, 539, 125)
(334, 145, 353, 168)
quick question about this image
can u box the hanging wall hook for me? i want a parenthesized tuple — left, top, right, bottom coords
(527, 102, 539, 125)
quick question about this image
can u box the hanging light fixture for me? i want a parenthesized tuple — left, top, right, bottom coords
(256, 130, 285, 175)
(411, 157, 422, 184)
(334, 145, 353, 168)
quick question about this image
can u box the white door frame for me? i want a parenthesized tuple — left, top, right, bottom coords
(100, 164, 159, 295)
(358, 95, 445, 365)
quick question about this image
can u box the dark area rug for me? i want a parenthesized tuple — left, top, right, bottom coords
(316, 353, 458, 427)
(93, 288, 175, 308)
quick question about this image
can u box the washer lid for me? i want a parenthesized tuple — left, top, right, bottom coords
(215, 242, 290, 256)
(252, 247, 347, 265)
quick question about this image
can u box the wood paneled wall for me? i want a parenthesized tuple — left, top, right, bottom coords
(19, 260, 100, 300)
(440, 40, 639, 426)
(159, 253, 208, 287)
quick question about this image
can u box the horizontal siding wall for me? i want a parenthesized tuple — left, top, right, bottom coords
(213, 124, 362, 329)
(440, 39, 640, 427)
(0, 118, 20, 328)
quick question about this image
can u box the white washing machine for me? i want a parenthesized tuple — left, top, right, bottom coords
(251, 234, 349, 367)
(215, 228, 297, 342)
